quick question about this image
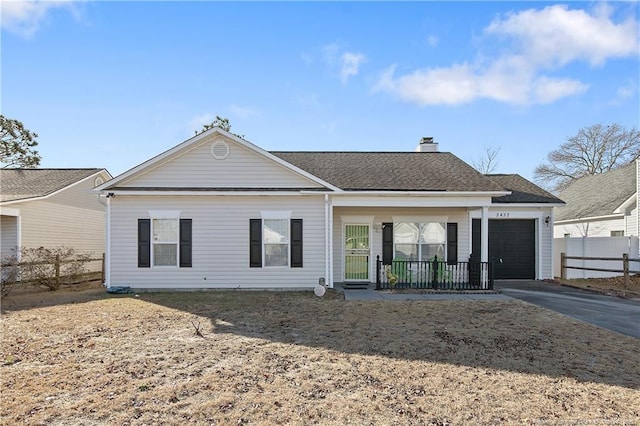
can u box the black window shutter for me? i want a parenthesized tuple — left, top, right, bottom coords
(249, 219, 262, 267)
(447, 222, 458, 265)
(382, 222, 394, 265)
(179, 219, 192, 267)
(138, 219, 151, 268)
(290, 219, 303, 268)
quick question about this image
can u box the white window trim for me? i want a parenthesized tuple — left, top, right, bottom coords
(149, 210, 181, 219)
(150, 213, 181, 268)
(260, 211, 292, 220)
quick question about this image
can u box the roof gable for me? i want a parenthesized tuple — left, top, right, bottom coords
(101, 129, 337, 191)
(271, 151, 506, 192)
(555, 163, 636, 221)
(0, 169, 107, 203)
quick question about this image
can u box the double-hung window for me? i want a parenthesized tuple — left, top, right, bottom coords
(394, 222, 446, 261)
(138, 213, 192, 268)
(263, 219, 289, 267)
(152, 219, 179, 266)
(249, 212, 303, 268)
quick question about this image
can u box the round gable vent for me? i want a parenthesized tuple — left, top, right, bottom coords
(94, 177, 104, 187)
(211, 140, 230, 160)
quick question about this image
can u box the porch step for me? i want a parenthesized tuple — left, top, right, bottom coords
(341, 282, 375, 290)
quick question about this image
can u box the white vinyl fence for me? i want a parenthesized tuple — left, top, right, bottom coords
(553, 236, 640, 279)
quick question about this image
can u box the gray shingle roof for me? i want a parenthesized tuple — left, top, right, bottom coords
(0, 169, 103, 203)
(555, 163, 636, 221)
(271, 151, 507, 192)
(486, 174, 564, 204)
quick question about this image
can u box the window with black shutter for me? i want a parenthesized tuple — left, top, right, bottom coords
(382, 222, 393, 265)
(447, 223, 458, 265)
(138, 219, 151, 268)
(290, 219, 303, 268)
(179, 219, 192, 267)
(249, 219, 262, 267)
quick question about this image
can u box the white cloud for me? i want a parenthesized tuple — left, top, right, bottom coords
(322, 43, 367, 84)
(340, 52, 366, 84)
(374, 4, 638, 106)
(485, 4, 638, 67)
(187, 113, 215, 135)
(531, 76, 589, 104)
(1, 0, 84, 38)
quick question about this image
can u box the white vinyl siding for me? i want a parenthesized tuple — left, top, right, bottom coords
(118, 137, 323, 189)
(45, 171, 111, 211)
(9, 200, 105, 256)
(109, 195, 326, 289)
(626, 206, 638, 237)
(539, 208, 554, 280)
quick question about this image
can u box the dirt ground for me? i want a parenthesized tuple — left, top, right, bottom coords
(555, 274, 640, 299)
(1, 284, 639, 425)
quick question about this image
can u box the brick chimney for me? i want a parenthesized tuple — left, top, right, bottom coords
(416, 136, 438, 152)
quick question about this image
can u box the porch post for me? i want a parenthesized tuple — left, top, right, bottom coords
(481, 206, 489, 263)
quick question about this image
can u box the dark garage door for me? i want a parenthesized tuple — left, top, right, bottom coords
(472, 219, 535, 279)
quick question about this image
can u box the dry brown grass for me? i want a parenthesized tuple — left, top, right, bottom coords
(556, 274, 640, 299)
(1, 286, 639, 425)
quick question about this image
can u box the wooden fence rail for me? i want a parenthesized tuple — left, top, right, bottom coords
(1, 253, 105, 287)
(560, 252, 640, 287)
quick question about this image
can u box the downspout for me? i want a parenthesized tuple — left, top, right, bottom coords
(329, 196, 334, 288)
(105, 194, 112, 288)
(324, 194, 329, 288)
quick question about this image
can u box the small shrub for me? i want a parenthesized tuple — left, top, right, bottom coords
(13, 247, 91, 291)
(1, 251, 20, 297)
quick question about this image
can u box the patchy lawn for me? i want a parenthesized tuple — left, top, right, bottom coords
(1, 287, 639, 425)
(555, 274, 640, 299)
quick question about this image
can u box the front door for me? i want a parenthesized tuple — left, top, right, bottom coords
(344, 224, 370, 281)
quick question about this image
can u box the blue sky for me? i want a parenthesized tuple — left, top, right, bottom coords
(2, 1, 638, 181)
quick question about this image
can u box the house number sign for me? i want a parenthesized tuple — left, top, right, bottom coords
(495, 212, 510, 218)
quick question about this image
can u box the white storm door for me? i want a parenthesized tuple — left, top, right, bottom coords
(344, 224, 370, 281)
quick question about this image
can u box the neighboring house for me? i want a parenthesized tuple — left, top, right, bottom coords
(95, 129, 563, 290)
(0, 168, 112, 259)
(554, 161, 638, 238)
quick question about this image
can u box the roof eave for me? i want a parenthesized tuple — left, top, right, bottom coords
(614, 192, 637, 214)
(554, 213, 625, 224)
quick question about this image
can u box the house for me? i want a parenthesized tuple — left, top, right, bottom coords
(94, 129, 563, 290)
(0, 168, 112, 259)
(553, 160, 638, 238)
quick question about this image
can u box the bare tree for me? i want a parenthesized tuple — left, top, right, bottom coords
(472, 146, 501, 174)
(534, 123, 640, 192)
(0, 115, 41, 168)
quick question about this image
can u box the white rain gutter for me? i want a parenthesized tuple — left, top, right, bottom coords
(324, 194, 330, 288)
(105, 194, 112, 288)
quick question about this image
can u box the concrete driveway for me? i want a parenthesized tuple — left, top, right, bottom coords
(495, 280, 640, 339)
